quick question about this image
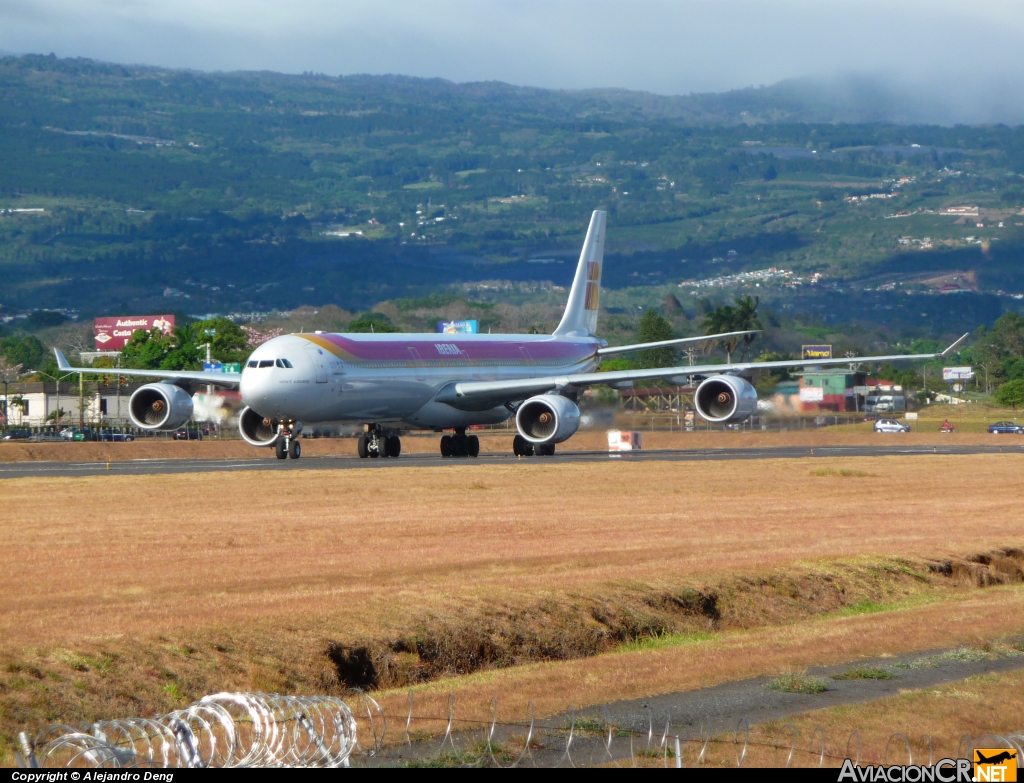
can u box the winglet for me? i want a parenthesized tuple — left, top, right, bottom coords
(940, 333, 970, 357)
(54, 348, 72, 372)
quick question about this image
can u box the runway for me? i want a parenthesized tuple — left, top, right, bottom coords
(1, 443, 1021, 479)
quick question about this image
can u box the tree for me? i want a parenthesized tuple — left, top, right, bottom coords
(636, 309, 676, 369)
(346, 313, 401, 333)
(995, 379, 1024, 412)
(0, 335, 46, 369)
(732, 295, 763, 360)
(0, 357, 23, 433)
(701, 304, 738, 361)
(700, 295, 762, 362)
(121, 328, 176, 369)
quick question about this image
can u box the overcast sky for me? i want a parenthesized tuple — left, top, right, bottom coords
(3, 0, 1024, 101)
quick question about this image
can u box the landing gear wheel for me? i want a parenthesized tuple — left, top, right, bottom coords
(289, 440, 302, 459)
(386, 435, 401, 458)
(276, 439, 288, 460)
(512, 434, 534, 457)
(357, 434, 370, 458)
(467, 435, 480, 458)
(538, 443, 555, 456)
(440, 435, 453, 457)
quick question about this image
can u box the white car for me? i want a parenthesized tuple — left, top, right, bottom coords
(874, 418, 910, 433)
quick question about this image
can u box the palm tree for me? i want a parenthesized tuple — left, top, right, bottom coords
(699, 295, 762, 362)
(733, 295, 763, 360)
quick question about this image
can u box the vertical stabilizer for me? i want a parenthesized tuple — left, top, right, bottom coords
(553, 210, 606, 336)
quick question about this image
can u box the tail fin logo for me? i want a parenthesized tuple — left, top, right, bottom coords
(585, 263, 601, 310)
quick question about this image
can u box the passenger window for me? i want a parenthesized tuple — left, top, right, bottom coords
(247, 360, 258, 368)
(258, 360, 274, 368)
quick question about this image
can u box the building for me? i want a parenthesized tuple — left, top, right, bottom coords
(2, 381, 145, 428)
(797, 369, 868, 413)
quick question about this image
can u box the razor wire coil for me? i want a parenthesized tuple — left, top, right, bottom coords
(19, 692, 358, 768)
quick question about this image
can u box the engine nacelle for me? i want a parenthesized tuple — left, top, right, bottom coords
(239, 406, 283, 447)
(694, 375, 758, 424)
(129, 383, 194, 431)
(515, 394, 581, 444)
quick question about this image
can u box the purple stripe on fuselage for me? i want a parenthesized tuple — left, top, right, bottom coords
(309, 333, 596, 363)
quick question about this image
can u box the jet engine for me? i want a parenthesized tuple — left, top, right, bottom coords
(238, 406, 284, 447)
(128, 383, 194, 430)
(515, 394, 581, 445)
(694, 375, 758, 424)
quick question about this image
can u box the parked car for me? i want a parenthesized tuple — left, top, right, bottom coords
(28, 432, 64, 442)
(172, 427, 204, 441)
(99, 430, 136, 442)
(874, 418, 910, 433)
(62, 427, 99, 442)
(987, 421, 1023, 434)
(1, 429, 31, 441)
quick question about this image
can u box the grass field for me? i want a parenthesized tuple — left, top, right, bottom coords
(1, 453, 1023, 760)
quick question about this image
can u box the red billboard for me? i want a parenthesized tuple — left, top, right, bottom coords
(94, 315, 175, 351)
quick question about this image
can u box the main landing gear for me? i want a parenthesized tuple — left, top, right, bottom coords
(274, 422, 302, 460)
(357, 425, 402, 459)
(440, 428, 480, 458)
(512, 435, 555, 457)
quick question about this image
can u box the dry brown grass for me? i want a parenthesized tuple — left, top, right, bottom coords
(1, 454, 1023, 759)
(0, 428, 1010, 462)
(0, 455, 1022, 647)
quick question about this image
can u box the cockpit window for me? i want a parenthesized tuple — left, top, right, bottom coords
(258, 360, 274, 368)
(247, 360, 258, 368)
(276, 358, 294, 368)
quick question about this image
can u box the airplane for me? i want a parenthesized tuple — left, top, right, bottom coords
(55, 210, 969, 460)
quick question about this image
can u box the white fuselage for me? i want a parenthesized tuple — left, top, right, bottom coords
(238, 332, 602, 430)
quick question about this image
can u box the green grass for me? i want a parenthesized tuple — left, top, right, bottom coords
(765, 673, 830, 694)
(616, 629, 714, 653)
(832, 666, 896, 681)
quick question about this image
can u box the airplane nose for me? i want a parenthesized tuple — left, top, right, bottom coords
(240, 369, 272, 411)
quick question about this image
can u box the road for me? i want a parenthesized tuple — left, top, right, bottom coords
(1, 443, 1022, 479)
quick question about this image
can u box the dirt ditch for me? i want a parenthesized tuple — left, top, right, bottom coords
(323, 548, 1024, 691)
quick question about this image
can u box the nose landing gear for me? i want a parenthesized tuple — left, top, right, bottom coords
(274, 421, 303, 460)
(440, 428, 480, 458)
(357, 425, 402, 458)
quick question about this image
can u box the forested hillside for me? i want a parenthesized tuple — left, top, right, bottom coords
(1, 54, 1023, 343)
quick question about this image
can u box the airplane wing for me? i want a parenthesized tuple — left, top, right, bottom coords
(54, 349, 242, 389)
(596, 330, 759, 356)
(435, 333, 969, 412)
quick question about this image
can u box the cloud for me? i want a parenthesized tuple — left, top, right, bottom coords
(3, 0, 1024, 110)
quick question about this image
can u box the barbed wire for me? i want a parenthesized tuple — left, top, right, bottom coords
(16, 688, 1024, 768)
(16, 691, 367, 768)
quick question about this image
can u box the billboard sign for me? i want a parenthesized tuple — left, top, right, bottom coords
(437, 320, 479, 335)
(801, 344, 833, 360)
(799, 386, 825, 402)
(943, 366, 973, 381)
(203, 363, 224, 373)
(94, 315, 175, 351)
